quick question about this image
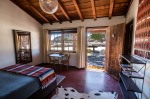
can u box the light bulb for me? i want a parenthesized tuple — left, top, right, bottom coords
(39, 0, 58, 14)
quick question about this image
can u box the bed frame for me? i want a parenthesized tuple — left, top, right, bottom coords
(29, 78, 57, 99)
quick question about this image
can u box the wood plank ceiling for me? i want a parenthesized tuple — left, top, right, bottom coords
(10, 0, 132, 25)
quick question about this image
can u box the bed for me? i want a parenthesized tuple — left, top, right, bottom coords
(0, 64, 57, 99)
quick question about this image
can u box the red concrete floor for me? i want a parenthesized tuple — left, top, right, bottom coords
(39, 63, 123, 99)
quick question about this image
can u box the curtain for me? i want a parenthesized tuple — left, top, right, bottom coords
(104, 27, 110, 73)
(76, 26, 86, 68)
(43, 29, 50, 63)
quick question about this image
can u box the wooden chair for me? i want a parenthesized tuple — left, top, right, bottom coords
(49, 54, 59, 67)
(60, 53, 70, 69)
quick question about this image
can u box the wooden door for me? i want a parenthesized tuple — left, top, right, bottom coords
(105, 23, 125, 79)
(123, 20, 133, 55)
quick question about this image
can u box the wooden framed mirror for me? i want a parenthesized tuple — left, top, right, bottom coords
(13, 30, 32, 64)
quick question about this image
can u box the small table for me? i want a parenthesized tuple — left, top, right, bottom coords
(48, 54, 64, 66)
(49, 54, 64, 58)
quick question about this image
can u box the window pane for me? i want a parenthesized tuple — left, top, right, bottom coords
(51, 47, 54, 50)
(49, 32, 62, 51)
(49, 29, 77, 52)
(64, 47, 68, 50)
(58, 47, 61, 50)
(64, 33, 76, 51)
(69, 47, 73, 51)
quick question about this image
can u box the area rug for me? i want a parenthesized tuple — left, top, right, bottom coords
(51, 86, 118, 99)
(56, 75, 65, 85)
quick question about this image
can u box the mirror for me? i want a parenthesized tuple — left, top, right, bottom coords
(13, 30, 32, 64)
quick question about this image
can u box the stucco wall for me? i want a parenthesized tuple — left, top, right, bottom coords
(0, 0, 43, 68)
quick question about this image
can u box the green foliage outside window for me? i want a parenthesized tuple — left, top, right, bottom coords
(90, 33, 105, 42)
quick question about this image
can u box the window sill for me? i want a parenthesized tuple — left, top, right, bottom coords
(50, 50, 76, 53)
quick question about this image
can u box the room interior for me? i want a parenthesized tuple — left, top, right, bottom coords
(0, 0, 150, 99)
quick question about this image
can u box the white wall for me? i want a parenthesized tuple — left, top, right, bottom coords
(0, 0, 43, 68)
(43, 16, 125, 29)
(126, 0, 150, 99)
(43, 16, 125, 66)
(126, 0, 139, 54)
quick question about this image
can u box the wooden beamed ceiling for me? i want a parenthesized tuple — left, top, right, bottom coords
(109, 0, 114, 19)
(10, 0, 132, 24)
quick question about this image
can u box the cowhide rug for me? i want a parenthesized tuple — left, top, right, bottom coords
(51, 86, 118, 99)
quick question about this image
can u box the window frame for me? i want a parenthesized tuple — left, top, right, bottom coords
(49, 28, 77, 53)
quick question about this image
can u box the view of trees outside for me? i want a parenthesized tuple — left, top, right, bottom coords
(87, 32, 106, 68)
(90, 33, 105, 42)
(87, 32, 106, 49)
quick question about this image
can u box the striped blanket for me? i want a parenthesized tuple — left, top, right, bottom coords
(1, 64, 55, 89)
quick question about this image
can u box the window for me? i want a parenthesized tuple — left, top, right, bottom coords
(49, 28, 77, 52)
(49, 30, 62, 51)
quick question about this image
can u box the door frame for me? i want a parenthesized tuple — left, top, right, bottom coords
(85, 26, 108, 69)
(123, 19, 133, 55)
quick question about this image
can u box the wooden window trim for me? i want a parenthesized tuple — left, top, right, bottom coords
(49, 28, 77, 53)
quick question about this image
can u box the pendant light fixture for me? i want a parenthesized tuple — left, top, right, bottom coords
(39, 0, 58, 14)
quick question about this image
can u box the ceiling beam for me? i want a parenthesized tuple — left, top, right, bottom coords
(51, 14, 62, 24)
(91, 0, 96, 21)
(25, 0, 52, 24)
(58, 1, 72, 23)
(109, 0, 114, 19)
(71, 0, 83, 21)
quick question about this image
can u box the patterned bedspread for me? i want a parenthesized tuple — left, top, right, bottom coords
(1, 64, 55, 89)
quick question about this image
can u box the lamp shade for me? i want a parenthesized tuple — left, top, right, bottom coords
(39, 0, 58, 14)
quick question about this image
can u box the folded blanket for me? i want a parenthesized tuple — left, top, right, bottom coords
(1, 64, 55, 89)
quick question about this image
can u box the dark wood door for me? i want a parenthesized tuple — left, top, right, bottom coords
(123, 20, 133, 55)
(105, 23, 125, 79)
